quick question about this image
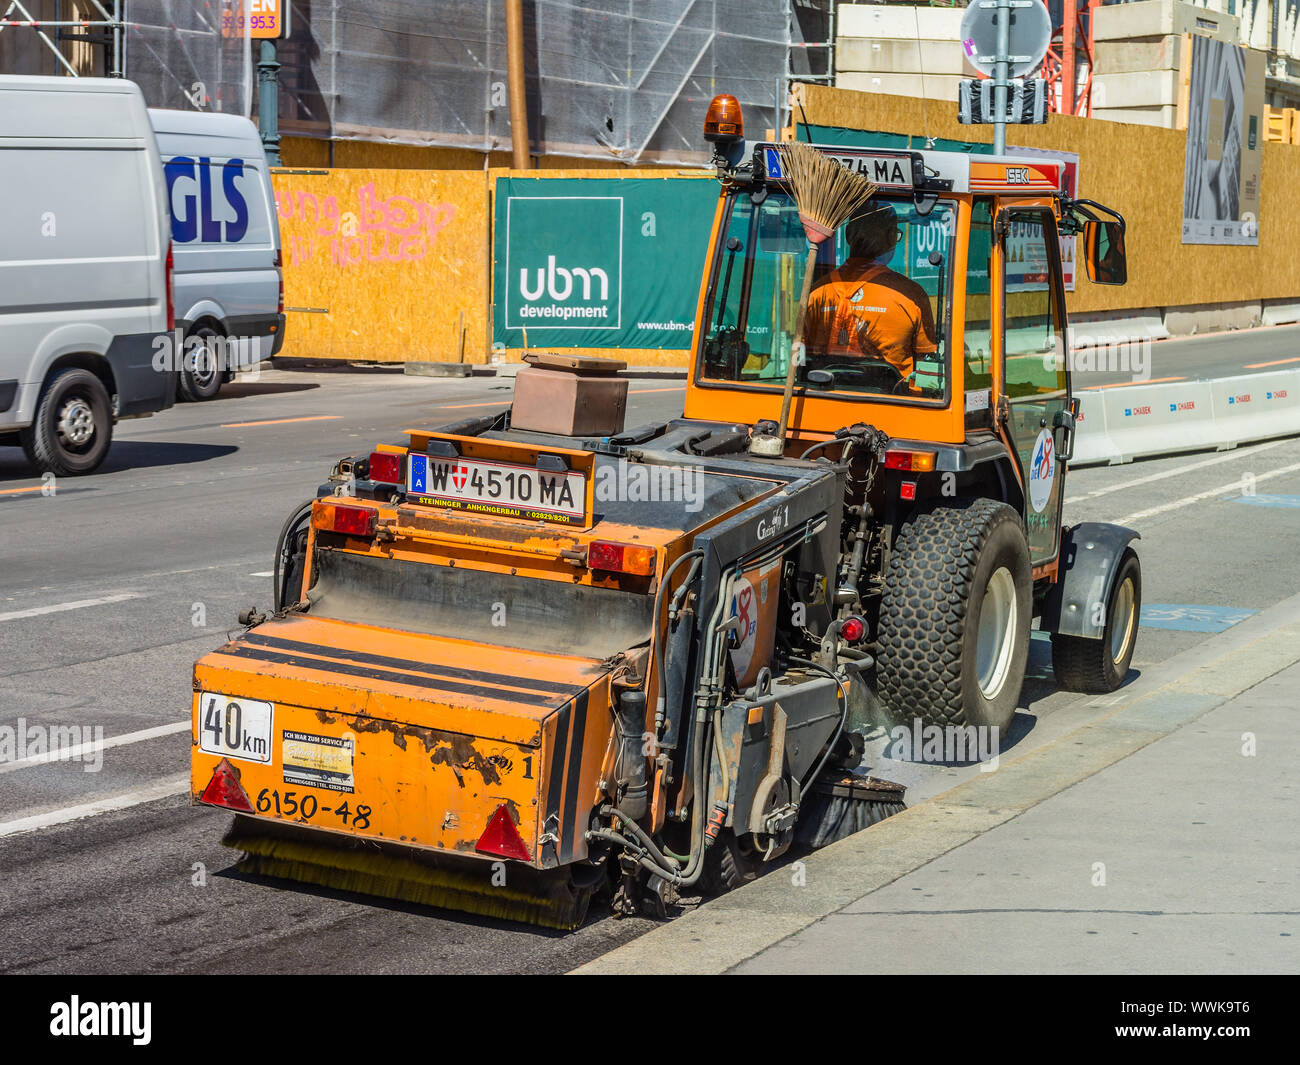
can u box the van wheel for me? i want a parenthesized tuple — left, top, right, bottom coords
(1052, 548, 1141, 694)
(876, 498, 1032, 733)
(20, 368, 113, 476)
(178, 326, 224, 402)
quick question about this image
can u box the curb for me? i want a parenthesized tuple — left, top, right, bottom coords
(571, 589, 1300, 975)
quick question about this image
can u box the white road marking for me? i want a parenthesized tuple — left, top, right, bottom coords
(0, 593, 144, 623)
(0, 721, 190, 775)
(0, 775, 189, 838)
(1066, 440, 1286, 504)
(249, 571, 274, 578)
(1115, 460, 1300, 525)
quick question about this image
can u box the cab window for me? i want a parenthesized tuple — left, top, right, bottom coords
(1002, 208, 1066, 399)
(700, 190, 954, 403)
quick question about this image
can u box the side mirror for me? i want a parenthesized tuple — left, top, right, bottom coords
(806, 369, 834, 389)
(1083, 219, 1127, 286)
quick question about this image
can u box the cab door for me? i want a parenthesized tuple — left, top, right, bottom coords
(994, 204, 1069, 566)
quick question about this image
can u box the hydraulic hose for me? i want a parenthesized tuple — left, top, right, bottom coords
(599, 806, 680, 871)
(798, 438, 844, 461)
(652, 549, 704, 733)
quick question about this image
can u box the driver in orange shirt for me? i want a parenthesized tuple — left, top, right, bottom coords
(804, 204, 937, 386)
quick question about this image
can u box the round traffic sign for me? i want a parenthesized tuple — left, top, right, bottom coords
(960, 1, 1051, 79)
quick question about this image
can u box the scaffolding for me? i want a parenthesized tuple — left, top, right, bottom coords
(0, 0, 122, 77)
(0, 2, 252, 116)
(2, 2, 829, 166)
(1043, 0, 1096, 117)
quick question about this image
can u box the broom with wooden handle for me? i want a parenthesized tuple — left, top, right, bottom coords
(750, 142, 878, 457)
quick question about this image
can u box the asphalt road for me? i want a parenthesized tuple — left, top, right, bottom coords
(1070, 321, 1300, 389)
(2, 330, 1299, 974)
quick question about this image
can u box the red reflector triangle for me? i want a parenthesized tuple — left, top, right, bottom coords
(476, 803, 531, 862)
(200, 757, 254, 813)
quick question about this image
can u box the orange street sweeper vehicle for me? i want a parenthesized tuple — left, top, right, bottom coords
(191, 100, 1140, 928)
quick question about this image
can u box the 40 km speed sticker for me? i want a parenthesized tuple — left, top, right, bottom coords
(198, 693, 273, 764)
(1028, 427, 1056, 513)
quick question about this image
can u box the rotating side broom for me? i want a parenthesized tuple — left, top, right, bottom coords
(750, 141, 878, 458)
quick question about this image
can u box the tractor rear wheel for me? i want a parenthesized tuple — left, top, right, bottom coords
(876, 498, 1032, 734)
(700, 831, 762, 895)
(1052, 547, 1141, 694)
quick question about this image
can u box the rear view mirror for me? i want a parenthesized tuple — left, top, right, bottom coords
(1083, 219, 1127, 285)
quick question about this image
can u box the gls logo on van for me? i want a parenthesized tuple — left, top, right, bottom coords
(163, 156, 250, 244)
(504, 196, 622, 330)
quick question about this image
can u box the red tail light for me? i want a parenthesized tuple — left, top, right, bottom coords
(476, 803, 531, 862)
(884, 448, 936, 472)
(368, 450, 404, 484)
(199, 757, 254, 812)
(274, 248, 284, 314)
(165, 240, 175, 331)
(840, 615, 867, 643)
(587, 540, 655, 576)
(311, 502, 378, 537)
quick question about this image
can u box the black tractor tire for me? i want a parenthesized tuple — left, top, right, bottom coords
(19, 368, 113, 477)
(700, 831, 762, 896)
(876, 497, 1032, 733)
(177, 325, 225, 402)
(1052, 547, 1141, 694)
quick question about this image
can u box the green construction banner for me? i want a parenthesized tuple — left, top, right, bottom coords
(493, 177, 718, 350)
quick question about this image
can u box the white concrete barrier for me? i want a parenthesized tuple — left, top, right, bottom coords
(1261, 301, 1300, 326)
(1072, 369, 1300, 467)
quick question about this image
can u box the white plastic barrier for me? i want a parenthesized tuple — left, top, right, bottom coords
(1070, 388, 1117, 466)
(1097, 378, 1217, 464)
(1208, 371, 1300, 447)
(1071, 368, 1300, 467)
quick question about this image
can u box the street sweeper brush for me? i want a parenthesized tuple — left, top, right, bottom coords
(794, 774, 908, 849)
(223, 816, 598, 930)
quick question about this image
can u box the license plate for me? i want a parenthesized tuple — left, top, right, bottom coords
(407, 452, 587, 525)
(197, 693, 273, 764)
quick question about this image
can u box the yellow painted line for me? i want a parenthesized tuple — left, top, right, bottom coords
(221, 415, 342, 428)
(0, 485, 44, 496)
(1243, 356, 1300, 369)
(1084, 376, 1186, 391)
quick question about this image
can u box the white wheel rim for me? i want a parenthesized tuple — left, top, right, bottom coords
(976, 566, 1017, 699)
(191, 336, 219, 388)
(57, 397, 95, 447)
(1109, 577, 1136, 663)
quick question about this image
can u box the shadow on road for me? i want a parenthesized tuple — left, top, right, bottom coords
(0, 440, 239, 482)
(209, 380, 321, 401)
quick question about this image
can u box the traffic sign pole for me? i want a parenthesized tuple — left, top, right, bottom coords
(993, 0, 1010, 155)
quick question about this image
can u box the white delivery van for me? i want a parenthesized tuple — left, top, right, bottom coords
(0, 75, 175, 476)
(149, 109, 285, 401)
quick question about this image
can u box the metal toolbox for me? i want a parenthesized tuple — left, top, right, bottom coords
(510, 353, 629, 436)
